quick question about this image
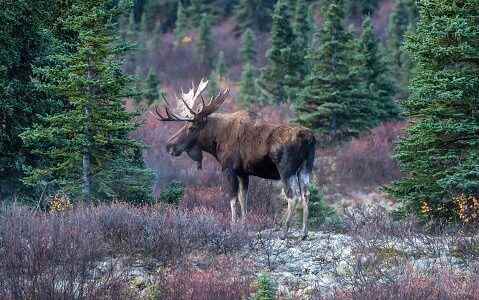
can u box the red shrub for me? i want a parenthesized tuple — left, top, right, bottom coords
(0, 204, 255, 299)
(321, 267, 479, 300)
(0, 207, 131, 299)
(334, 122, 405, 188)
(156, 256, 255, 300)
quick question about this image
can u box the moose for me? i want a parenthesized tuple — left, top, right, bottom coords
(154, 80, 316, 239)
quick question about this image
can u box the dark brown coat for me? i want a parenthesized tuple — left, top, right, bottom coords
(191, 111, 315, 194)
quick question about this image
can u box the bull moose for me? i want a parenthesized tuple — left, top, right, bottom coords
(154, 80, 316, 239)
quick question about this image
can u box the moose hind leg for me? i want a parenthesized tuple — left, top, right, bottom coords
(298, 168, 311, 240)
(282, 176, 300, 239)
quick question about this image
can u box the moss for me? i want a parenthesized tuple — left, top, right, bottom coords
(376, 246, 408, 264)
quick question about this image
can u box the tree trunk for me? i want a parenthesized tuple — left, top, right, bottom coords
(82, 103, 92, 203)
(83, 65, 94, 203)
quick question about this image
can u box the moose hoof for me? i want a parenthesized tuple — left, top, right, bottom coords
(301, 234, 308, 241)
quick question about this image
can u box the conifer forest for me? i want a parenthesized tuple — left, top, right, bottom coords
(0, 0, 478, 299)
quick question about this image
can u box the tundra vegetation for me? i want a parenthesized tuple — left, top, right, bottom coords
(0, 0, 478, 299)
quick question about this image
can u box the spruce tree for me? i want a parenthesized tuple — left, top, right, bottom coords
(292, 0, 313, 78)
(196, 13, 214, 68)
(241, 28, 257, 64)
(21, 0, 153, 203)
(387, 0, 413, 98)
(239, 63, 257, 107)
(0, 0, 60, 202)
(296, 1, 367, 142)
(257, 0, 300, 104)
(151, 23, 163, 51)
(175, 1, 188, 41)
(144, 68, 161, 106)
(293, 0, 312, 51)
(207, 71, 220, 98)
(234, 0, 273, 34)
(239, 28, 258, 107)
(215, 51, 227, 80)
(388, 0, 479, 221)
(189, 0, 205, 28)
(356, 17, 402, 123)
(253, 273, 277, 300)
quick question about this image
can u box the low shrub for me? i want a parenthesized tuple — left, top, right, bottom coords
(0, 204, 254, 298)
(334, 122, 404, 188)
(454, 194, 479, 225)
(149, 256, 254, 300)
(319, 267, 479, 300)
(159, 181, 185, 205)
(308, 185, 342, 229)
(0, 207, 131, 299)
(48, 192, 73, 213)
(252, 273, 277, 300)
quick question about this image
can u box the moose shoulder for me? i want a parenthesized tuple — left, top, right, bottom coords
(154, 80, 316, 239)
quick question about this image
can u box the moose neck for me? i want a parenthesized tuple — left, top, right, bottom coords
(196, 114, 225, 159)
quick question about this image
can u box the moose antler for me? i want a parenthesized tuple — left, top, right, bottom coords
(152, 79, 229, 122)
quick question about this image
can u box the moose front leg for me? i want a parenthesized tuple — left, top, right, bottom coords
(238, 176, 249, 223)
(224, 170, 239, 224)
(230, 197, 237, 223)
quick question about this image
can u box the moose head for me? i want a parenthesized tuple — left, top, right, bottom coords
(152, 79, 229, 169)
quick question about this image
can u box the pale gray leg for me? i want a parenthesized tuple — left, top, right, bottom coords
(230, 197, 237, 224)
(299, 170, 311, 240)
(282, 176, 300, 239)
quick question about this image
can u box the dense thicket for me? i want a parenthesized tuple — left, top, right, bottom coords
(388, 0, 479, 221)
(0, 0, 65, 202)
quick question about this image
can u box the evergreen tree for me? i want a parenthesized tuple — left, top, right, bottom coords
(144, 68, 163, 106)
(240, 28, 256, 64)
(239, 63, 257, 107)
(388, 0, 479, 221)
(387, 0, 413, 98)
(253, 273, 277, 300)
(0, 0, 60, 202)
(353, 0, 380, 15)
(296, 1, 367, 142)
(215, 50, 226, 80)
(175, 1, 188, 41)
(356, 17, 402, 123)
(189, 0, 205, 28)
(196, 13, 214, 68)
(239, 28, 258, 107)
(207, 71, 220, 98)
(22, 0, 153, 203)
(257, 0, 300, 104)
(292, 0, 313, 77)
(234, 0, 274, 34)
(125, 11, 140, 73)
(127, 10, 139, 37)
(151, 23, 163, 50)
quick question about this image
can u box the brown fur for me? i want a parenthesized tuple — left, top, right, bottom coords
(165, 110, 316, 239)
(195, 111, 315, 179)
